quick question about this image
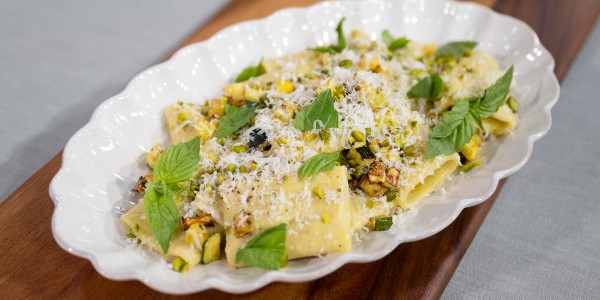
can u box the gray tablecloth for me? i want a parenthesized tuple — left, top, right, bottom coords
(0, 0, 228, 201)
(444, 21, 600, 299)
(1, 2, 599, 298)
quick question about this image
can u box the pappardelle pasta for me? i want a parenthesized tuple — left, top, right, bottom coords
(122, 19, 518, 272)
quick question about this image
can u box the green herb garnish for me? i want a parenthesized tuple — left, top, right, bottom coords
(312, 18, 346, 54)
(235, 224, 287, 270)
(424, 99, 476, 159)
(381, 30, 409, 51)
(292, 89, 339, 131)
(435, 41, 478, 58)
(214, 104, 257, 138)
(297, 151, 341, 180)
(424, 66, 513, 159)
(474, 65, 514, 117)
(143, 137, 201, 253)
(407, 73, 444, 100)
(235, 59, 266, 82)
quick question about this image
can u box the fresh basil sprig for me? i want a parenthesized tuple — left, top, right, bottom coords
(407, 73, 444, 100)
(292, 89, 339, 131)
(381, 30, 409, 51)
(424, 66, 513, 159)
(214, 104, 257, 138)
(235, 224, 287, 270)
(312, 18, 346, 54)
(424, 99, 475, 159)
(235, 59, 265, 82)
(143, 137, 201, 253)
(297, 151, 340, 180)
(435, 41, 478, 59)
(475, 65, 514, 117)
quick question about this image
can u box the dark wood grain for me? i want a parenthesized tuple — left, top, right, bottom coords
(0, 0, 597, 299)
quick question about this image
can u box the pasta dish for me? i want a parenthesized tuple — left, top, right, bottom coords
(121, 19, 517, 272)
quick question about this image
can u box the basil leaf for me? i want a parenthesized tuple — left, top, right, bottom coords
(310, 18, 346, 54)
(235, 224, 287, 270)
(381, 30, 409, 51)
(407, 74, 444, 100)
(214, 104, 257, 138)
(144, 137, 200, 253)
(382, 30, 394, 46)
(335, 17, 346, 52)
(292, 89, 339, 131)
(474, 66, 514, 117)
(435, 41, 477, 58)
(143, 185, 181, 254)
(297, 151, 340, 180)
(424, 100, 475, 159)
(235, 59, 265, 83)
(153, 137, 201, 184)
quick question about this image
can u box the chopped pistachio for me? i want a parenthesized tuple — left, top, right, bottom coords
(177, 113, 187, 125)
(403, 145, 416, 156)
(410, 69, 425, 77)
(319, 130, 331, 143)
(321, 213, 330, 224)
(239, 165, 247, 173)
(507, 96, 518, 112)
(276, 137, 289, 145)
(227, 164, 236, 173)
(312, 187, 325, 199)
(216, 174, 225, 185)
(351, 130, 365, 142)
(304, 132, 317, 142)
(230, 145, 247, 153)
(339, 59, 353, 68)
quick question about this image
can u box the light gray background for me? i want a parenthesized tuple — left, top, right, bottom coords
(0, 0, 229, 201)
(443, 21, 600, 299)
(1, 1, 599, 299)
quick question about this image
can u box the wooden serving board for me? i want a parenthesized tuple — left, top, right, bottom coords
(0, 0, 597, 299)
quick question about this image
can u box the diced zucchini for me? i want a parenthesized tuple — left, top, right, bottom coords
(356, 146, 375, 159)
(386, 189, 397, 202)
(202, 233, 222, 264)
(371, 217, 393, 231)
(461, 160, 481, 172)
(172, 257, 189, 273)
